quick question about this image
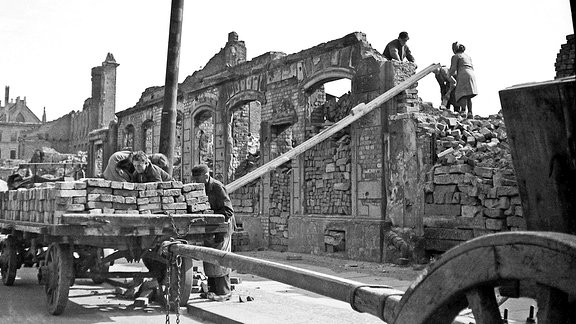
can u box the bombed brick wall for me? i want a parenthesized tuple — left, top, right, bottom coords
(304, 135, 352, 214)
(555, 34, 575, 78)
(304, 92, 353, 215)
(268, 126, 293, 250)
(416, 108, 524, 252)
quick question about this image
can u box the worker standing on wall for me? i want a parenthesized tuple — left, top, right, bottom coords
(383, 31, 415, 63)
(191, 164, 235, 301)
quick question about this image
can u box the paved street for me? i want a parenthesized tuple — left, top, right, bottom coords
(0, 251, 535, 324)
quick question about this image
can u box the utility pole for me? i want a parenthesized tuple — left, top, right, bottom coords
(159, 0, 184, 175)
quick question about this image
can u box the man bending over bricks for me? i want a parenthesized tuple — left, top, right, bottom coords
(191, 164, 235, 302)
(131, 151, 173, 183)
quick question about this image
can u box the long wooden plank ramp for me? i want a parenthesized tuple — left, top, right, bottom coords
(225, 63, 441, 193)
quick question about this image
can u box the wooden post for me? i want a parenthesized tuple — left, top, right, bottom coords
(159, 0, 184, 175)
(225, 63, 441, 193)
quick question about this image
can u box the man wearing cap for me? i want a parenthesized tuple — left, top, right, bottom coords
(383, 31, 415, 63)
(131, 151, 173, 183)
(191, 164, 235, 301)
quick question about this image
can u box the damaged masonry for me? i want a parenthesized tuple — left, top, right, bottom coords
(9, 32, 575, 264)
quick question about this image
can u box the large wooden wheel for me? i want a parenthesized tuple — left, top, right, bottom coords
(393, 232, 576, 324)
(44, 243, 74, 315)
(0, 236, 18, 286)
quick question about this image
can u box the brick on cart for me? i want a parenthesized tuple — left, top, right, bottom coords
(161, 196, 175, 204)
(86, 201, 113, 209)
(114, 189, 139, 198)
(113, 203, 138, 210)
(84, 178, 112, 187)
(137, 197, 150, 205)
(99, 194, 114, 202)
(145, 183, 157, 190)
(139, 190, 159, 198)
(134, 183, 147, 191)
(110, 181, 124, 189)
(162, 203, 187, 210)
(115, 209, 140, 214)
(103, 208, 115, 214)
(55, 189, 87, 198)
(73, 196, 87, 204)
(122, 182, 136, 190)
(138, 203, 162, 211)
(149, 196, 161, 203)
(112, 196, 125, 204)
(87, 187, 113, 195)
(125, 196, 137, 204)
(158, 182, 174, 189)
(88, 209, 103, 214)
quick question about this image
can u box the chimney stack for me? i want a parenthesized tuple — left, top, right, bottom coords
(4, 86, 8, 122)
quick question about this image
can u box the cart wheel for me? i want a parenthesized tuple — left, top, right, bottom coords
(392, 232, 576, 324)
(91, 248, 110, 284)
(1, 236, 18, 286)
(169, 256, 194, 307)
(44, 243, 73, 315)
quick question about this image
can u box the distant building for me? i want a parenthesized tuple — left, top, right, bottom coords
(0, 86, 43, 160)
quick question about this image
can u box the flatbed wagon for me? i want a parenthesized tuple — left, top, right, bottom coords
(0, 178, 227, 315)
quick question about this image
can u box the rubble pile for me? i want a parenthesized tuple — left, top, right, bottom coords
(0, 179, 211, 224)
(415, 107, 525, 252)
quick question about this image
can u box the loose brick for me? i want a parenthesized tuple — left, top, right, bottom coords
(424, 203, 461, 216)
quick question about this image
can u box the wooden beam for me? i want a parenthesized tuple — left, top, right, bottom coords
(225, 63, 441, 193)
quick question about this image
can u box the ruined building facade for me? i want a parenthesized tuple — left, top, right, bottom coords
(12, 32, 572, 263)
(17, 53, 119, 165)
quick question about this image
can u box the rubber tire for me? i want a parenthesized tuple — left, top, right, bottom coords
(45, 244, 74, 315)
(1, 236, 18, 286)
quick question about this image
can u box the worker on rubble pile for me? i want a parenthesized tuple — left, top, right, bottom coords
(383, 31, 415, 63)
(449, 41, 478, 118)
(191, 164, 235, 302)
(103, 149, 134, 181)
(433, 65, 458, 112)
(131, 151, 173, 183)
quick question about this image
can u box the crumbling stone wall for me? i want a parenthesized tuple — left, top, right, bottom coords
(555, 34, 575, 78)
(304, 134, 352, 215)
(416, 110, 524, 252)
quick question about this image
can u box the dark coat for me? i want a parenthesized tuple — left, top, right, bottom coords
(205, 176, 234, 222)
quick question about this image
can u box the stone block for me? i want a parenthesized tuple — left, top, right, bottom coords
(433, 174, 464, 185)
(461, 205, 482, 218)
(506, 216, 526, 228)
(433, 185, 457, 204)
(498, 196, 510, 210)
(424, 203, 461, 216)
(449, 164, 472, 174)
(496, 186, 519, 196)
(485, 218, 505, 230)
(484, 208, 504, 219)
(474, 166, 493, 178)
(434, 166, 451, 175)
(424, 227, 473, 241)
(483, 198, 500, 209)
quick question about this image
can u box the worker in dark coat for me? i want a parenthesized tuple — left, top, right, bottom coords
(131, 151, 173, 183)
(383, 31, 415, 63)
(192, 164, 235, 301)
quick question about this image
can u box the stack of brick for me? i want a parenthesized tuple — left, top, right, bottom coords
(555, 34, 575, 79)
(182, 182, 210, 213)
(0, 179, 211, 224)
(230, 181, 259, 214)
(413, 108, 525, 252)
(231, 230, 251, 252)
(304, 134, 352, 215)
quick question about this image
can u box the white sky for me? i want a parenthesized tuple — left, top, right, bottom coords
(0, 0, 573, 122)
